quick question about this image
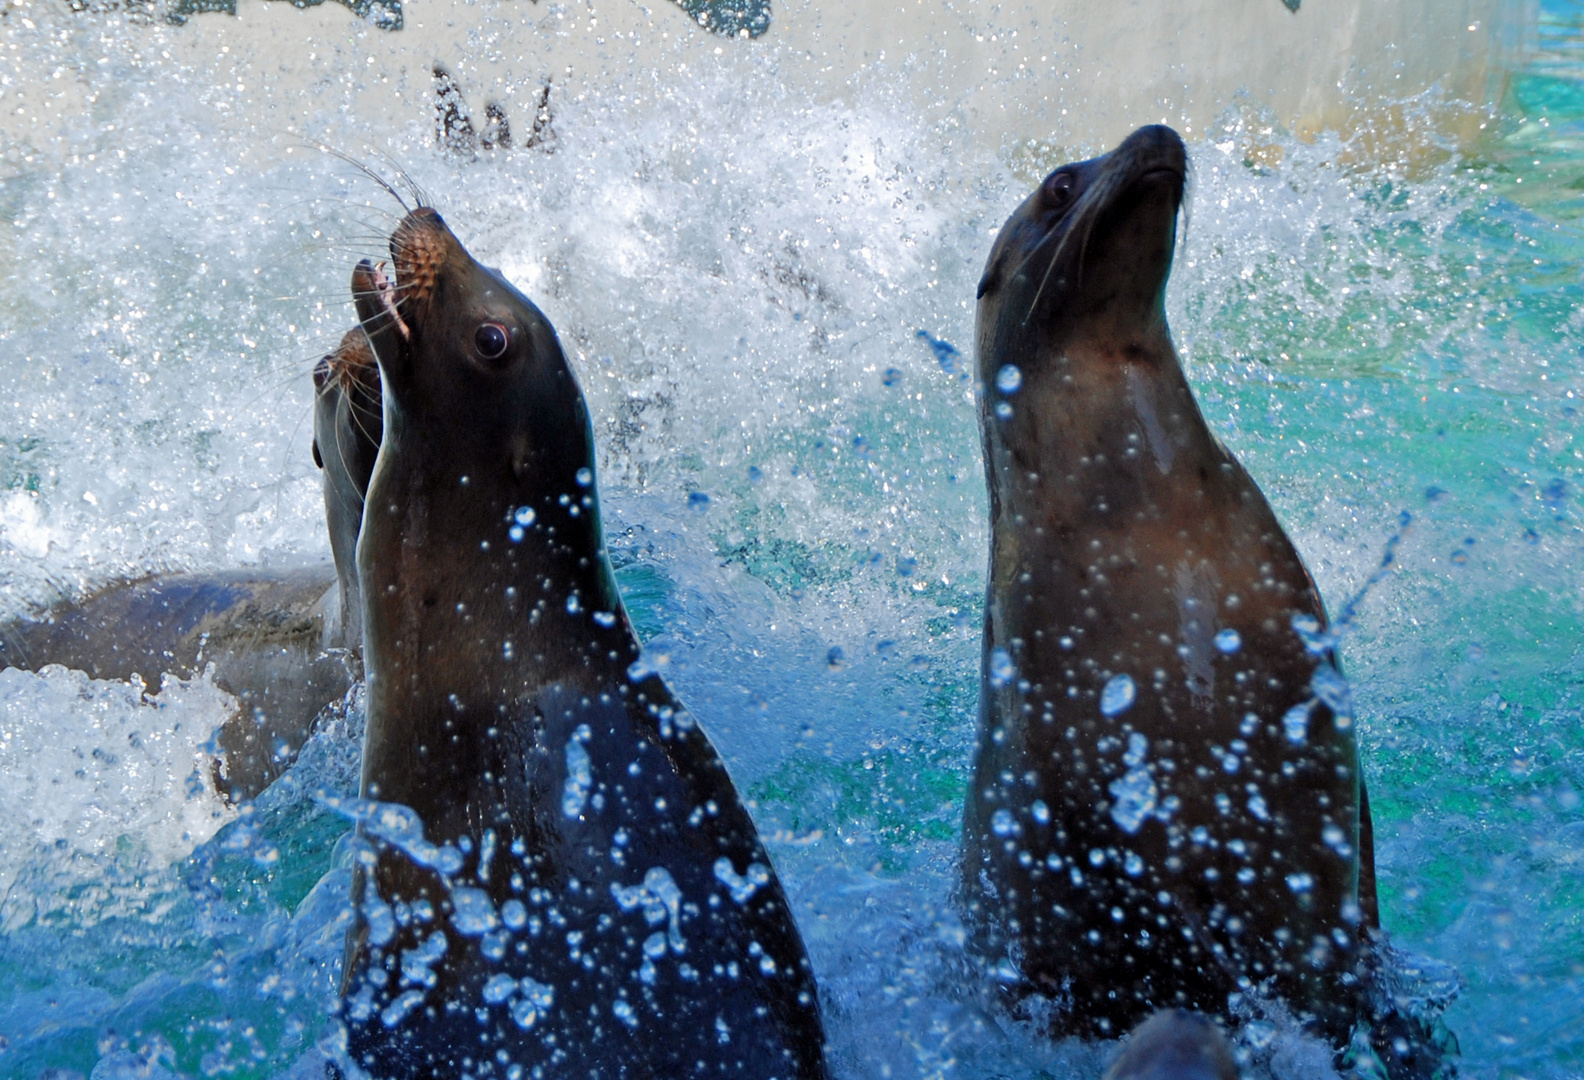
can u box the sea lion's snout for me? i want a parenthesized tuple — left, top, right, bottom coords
(1111, 124, 1188, 189)
(388, 206, 450, 313)
(977, 124, 1188, 333)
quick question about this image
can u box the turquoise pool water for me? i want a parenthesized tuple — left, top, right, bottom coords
(0, 2, 1581, 1077)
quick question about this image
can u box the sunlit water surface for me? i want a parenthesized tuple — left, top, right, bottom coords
(1, 2, 1582, 1078)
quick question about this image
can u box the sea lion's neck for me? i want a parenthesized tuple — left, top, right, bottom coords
(359, 416, 634, 712)
(982, 323, 1213, 543)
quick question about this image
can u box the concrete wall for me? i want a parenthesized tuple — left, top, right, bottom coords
(0, 0, 1537, 163)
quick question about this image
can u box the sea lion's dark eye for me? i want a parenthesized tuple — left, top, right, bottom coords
(1045, 171, 1076, 209)
(475, 322, 510, 362)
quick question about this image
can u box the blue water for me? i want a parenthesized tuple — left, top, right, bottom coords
(1, 2, 1583, 1077)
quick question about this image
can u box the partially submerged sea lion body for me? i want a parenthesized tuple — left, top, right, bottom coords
(340, 206, 828, 1078)
(0, 330, 386, 804)
(960, 125, 1373, 1043)
(0, 566, 350, 801)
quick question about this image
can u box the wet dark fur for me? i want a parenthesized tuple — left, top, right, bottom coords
(960, 125, 1374, 1045)
(340, 207, 828, 1078)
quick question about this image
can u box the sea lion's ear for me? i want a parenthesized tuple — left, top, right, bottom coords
(977, 263, 999, 300)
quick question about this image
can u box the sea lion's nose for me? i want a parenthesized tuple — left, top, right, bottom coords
(1120, 124, 1188, 174)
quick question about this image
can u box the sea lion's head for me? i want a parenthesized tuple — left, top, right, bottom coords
(350, 207, 592, 489)
(311, 326, 381, 484)
(977, 124, 1186, 358)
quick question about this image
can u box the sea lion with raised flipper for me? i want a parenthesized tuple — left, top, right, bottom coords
(339, 204, 828, 1078)
(960, 124, 1374, 1045)
(312, 326, 383, 656)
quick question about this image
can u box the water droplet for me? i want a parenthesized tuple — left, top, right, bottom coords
(991, 808, 1017, 836)
(714, 857, 771, 903)
(566, 594, 582, 615)
(995, 364, 1023, 394)
(514, 506, 536, 526)
(989, 648, 1015, 688)
(575, 467, 593, 488)
(1291, 613, 1333, 656)
(451, 887, 498, 936)
(687, 491, 711, 510)
(1214, 628, 1242, 654)
(826, 646, 846, 669)
(1283, 702, 1312, 742)
(994, 401, 1013, 420)
(593, 611, 617, 628)
(1031, 799, 1050, 824)
(1100, 674, 1136, 717)
(562, 725, 593, 818)
(501, 899, 527, 930)
(1124, 851, 1144, 876)
(1311, 664, 1352, 718)
(1285, 872, 1314, 894)
(482, 973, 518, 1004)
(382, 989, 427, 1028)
(1108, 767, 1158, 834)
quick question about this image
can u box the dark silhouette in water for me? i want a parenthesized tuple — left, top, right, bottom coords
(339, 204, 827, 1078)
(961, 123, 1374, 1044)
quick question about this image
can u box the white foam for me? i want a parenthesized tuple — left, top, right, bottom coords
(0, 665, 236, 908)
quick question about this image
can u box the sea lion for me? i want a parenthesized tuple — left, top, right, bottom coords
(0, 330, 384, 804)
(339, 205, 828, 1078)
(0, 566, 350, 801)
(960, 124, 1373, 1044)
(1103, 1010, 1238, 1080)
(312, 326, 383, 656)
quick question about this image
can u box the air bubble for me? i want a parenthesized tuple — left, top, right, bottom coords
(1214, 628, 1242, 654)
(995, 364, 1023, 394)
